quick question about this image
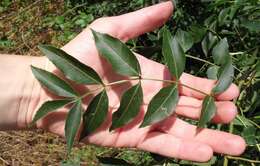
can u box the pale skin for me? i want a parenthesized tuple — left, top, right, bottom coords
(0, 2, 246, 162)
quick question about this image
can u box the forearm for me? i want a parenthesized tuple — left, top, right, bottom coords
(0, 55, 46, 130)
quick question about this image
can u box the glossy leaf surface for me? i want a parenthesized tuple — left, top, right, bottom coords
(31, 99, 72, 124)
(31, 66, 77, 98)
(162, 28, 186, 80)
(80, 90, 108, 140)
(198, 95, 216, 128)
(92, 30, 141, 77)
(140, 84, 179, 127)
(110, 83, 143, 130)
(65, 101, 82, 153)
(212, 38, 229, 65)
(39, 45, 103, 85)
(212, 58, 234, 94)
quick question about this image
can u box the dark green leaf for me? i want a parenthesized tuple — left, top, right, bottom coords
(201, 32, 218, 57)
(212, 38, 229, 65)
(31, 99, 72, 124)
(175, 29, 194, 52)
(65, 101, 82, 153)
(80, 90, 108, 140)
(92, 30, 141, 77)
(162, 28, 186, 80)
(38, 45, 102, 85)
(241, 19, 260, 32)
(140, 84, 179, 127)
(212, 58, 234, 94)
(206, 66, 219, 80)
(198, 95, 216, 128)
(31, 66, 77, 98)
(110, 83, 143, 130)
(218, 8, 230, 26)
(98, 157, 132, 166)
(189, 25, 207, 43)
(242, 126, 257, 145)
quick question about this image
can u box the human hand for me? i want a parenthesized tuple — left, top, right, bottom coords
(30, 1, 246, 162)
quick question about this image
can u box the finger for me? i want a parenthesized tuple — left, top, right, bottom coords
(180, 73, 240, 100)
(159, 117, 246, 156)
(137, 131, 213, 162)
(109, 1, 174, 41)
(176, 96, 237, 123)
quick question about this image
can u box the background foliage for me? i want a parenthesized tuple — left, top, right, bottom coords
(0, 0, 259, 165)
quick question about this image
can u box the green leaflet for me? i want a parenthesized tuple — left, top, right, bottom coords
(92, 30, 141, 77)
(212, 58, 234, 94)
(212, 38, 229, 65)
(206, 66, 219, 80)
(201, 32, 218, 57)
(38, 45, 103, 85)
(80, 90, 108, 140)
(140, 84, 179, 128)
(65, 101, 82, 153)
(31, 66, 78, 98)
(110, 82, 143, 131)
(162, 28, 186, 80)
(175, 29, 194, 52)
(198, 95, 217, 128)
(31, 99, 72, 125)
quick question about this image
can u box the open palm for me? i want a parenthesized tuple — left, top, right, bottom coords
(32, 2, 246, 162)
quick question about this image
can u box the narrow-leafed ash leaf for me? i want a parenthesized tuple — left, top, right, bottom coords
(38, 45, 103, 85)
(92, 29, 141, 77)
(80, 90, 109, 140)
(31, 99, 72, 125)
(110, 82, 143, 131)
(65, 101, 82, 153)
(31, 66, 78, 98)
(140, 84, 179, 128)
(198, 95, 217, 128)
(162, 28, 186, 80)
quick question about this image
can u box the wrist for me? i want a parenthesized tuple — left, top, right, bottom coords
(0, 55, 47, 130)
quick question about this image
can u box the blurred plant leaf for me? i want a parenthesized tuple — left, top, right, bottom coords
(189, 25, 207, 43)
(97, 157, 132, 166)
(31, 66, 78, 98)
(80, 90, 108, 140)
(31, 99, 72, 125)
(212, 38, 229, 65)
(175, 29, 194, 52)
(110, 82, 143, 130)
(212, 58, 234, 94)
(92, 29, 141, 77)
(38, 45, 103, 85)
(201, 32, 218, 57)
(242, 126, 257, 145)
(65, 101, 82, 153)
(198, 95, 216, 128)
(140, 84, 178, 127)
(218, 8, 230, 26)
(162, 28, 186, 80)
(206, 66, 219, 80)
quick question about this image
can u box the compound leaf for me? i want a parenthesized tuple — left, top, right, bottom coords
(39, 45, 103, 85)
(140, 84, 179, 127)
(163, 28, 186, 80)
(31, 99, 72, 124)
(31, 66, 77, 98)
(110, 82, 143, 130)
(65, 101, 82, 153)
(92, 30, 141, 77)
(80, 90, 108, 140)
(198, 95, 216, 128)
